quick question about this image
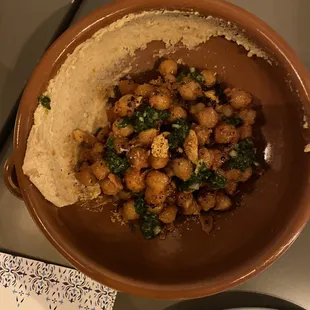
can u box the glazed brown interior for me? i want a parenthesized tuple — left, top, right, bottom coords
(13, 0, 310, 299)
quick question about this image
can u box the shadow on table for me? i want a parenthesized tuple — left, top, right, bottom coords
(164, 291, 305, 310)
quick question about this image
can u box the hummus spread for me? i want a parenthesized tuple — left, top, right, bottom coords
(22, 10, 268, 207)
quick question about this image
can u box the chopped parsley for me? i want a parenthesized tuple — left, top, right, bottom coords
(38, 95, 51, 110)
(140, 212, 162, 239)
(222, 116, 243, 127)
(227, 137, 256, 172)
(120, 104, 170, 132)
(209, 171, 227, 189)
(177, 162, 211, 191)
(134, 196, 147, 216)
(105, 137, 129, 175)
(168, 118, 190, 150)
(176, 68, 205, 85)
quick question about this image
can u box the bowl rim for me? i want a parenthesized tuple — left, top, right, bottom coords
(13, 0, 310, 299)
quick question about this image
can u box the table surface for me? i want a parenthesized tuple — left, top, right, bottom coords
(0, 0, 309, 309)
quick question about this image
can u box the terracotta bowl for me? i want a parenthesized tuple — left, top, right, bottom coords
(4, 0, 310, 299)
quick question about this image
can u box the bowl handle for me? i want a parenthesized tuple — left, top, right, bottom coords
(3, 154, 23, 200)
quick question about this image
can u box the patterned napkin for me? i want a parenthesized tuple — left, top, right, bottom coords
(0, 252, 117, 310)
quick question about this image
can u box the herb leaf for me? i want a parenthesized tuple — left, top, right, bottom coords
(134, 196, 147, 216)
(105, 137, 129, 175)
(38, 95, 51, 110)
(118, 116, 131, 128)
(227, 137, 256, 172)
(168, 118, 190, 150)
(140, 212, 162, 239)
(209, 171, 227, 189)
(176, 68, 205, 85)
(222, 116, 243, 127)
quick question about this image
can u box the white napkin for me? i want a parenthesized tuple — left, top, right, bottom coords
(0, 252, 117, 310)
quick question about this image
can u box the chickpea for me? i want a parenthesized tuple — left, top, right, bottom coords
(90, 160, 109, 180)
(179, 80, 202, 100)
(239, 167, 253, 182)
(198, 148, 214, 169)
(113, 135, 129, 154)
(145, 187, 166, 205)
(165, 74, 176, 83)
(128, 147, 149, 170)
(163, 164, 175, 178)
(168, 106, 187, 122)
(79, 162, 91, 172)
(73, 129, 97, 146)
(172, 158, 193, 181)
(210, 149, 227, 169)
(96, 125, 109, 142)
(226, 169, 241, 181)
(100, 173, 123, 195)
(201, 69, 217, 88)
(90, 142, 104, 162)
(118, 190, 132, 200)
(149, 93, 172, 110)
(137, 128, 158, 146)
(225, 181, 238, 195)
(106, 107, 118, 123)
(214, 192, 232, 211)
(239, 109, 256, 125)
(221, 105, 234, 117)
(183, 199, 201, 215)
(196, 107, 219, 128)
(114, 94, 136, 117)
(194, 126, 211, 146)
(118, 80, 137, 95)
(135, 83, 155, 97)
(146, 170, 170, 191)
(75, 170, 97, 186)
(239, 125, 253, 140)
(197, 191, 216, 211)
(159, 59, 178, 76)
(184, 130, 198, 163)
(190, 102, 205, 115)
(177, 192, 193, 210)
(122, 200, 139, 221)
(214, 123, 239, 144)
(124, 168, 146, 192)
(159, 205, 178, 224)
(230, 88, 252, 109)
(78, 148, 92, 163)
(149, 155, 169, 169)
(148, 204, 164, 215)
(112, 119, 134, 137)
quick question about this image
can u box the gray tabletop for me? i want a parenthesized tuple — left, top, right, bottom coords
(0, 1, 309, 309)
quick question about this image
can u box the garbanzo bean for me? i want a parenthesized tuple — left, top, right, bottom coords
(159, 205, 178, 224)
(239, 167, 253, 182)
(230, 89, 252, 109)
(148, 204, 164, 215)
(239, 109, 256, 125)
(183, 199, 201, 215)
(149, 155, 169, 169)
(128, 147, 149, 170)
(122, 200, 139, 221)
(124, 168, 146, 192)
(113, 135, 129, 153)
(179, 80, 202, 100)
(201, 69, 217, 88)
(146, 170, 170, 191)
(172, 158, 193, 181)
(225, 181, 238, 195)
(137, 128, 158, 146)
(210, 149, 227, 169)
(118, 80, 137, 95)
(112, 119, 134, 137)
(75, 170, 97, 186)
(149, 93, 172, 110)
(197, 191, 216, 211)
(214, 123, 239, 144)
(214, 192, 232, 211)
(196, 107, 219, 128)
(198, 148, 214, 169)
(226, 169, 242, 181)
(114, 94, 136, 117)
(168, 106, 187, 122)
(100, 173, 123, 195)
(221, 104, 234, 117)
(239, 125, 252, 139)
(135, 83, 155, 97)
(90, 160, 109, 180)
(177, 192, 193, 210)
(159, 59, 178, 76)
(194, 125, 211, 146)
(145, 187, 167, 205)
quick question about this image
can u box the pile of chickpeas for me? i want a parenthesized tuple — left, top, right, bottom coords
(73, 58, 257, 236)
